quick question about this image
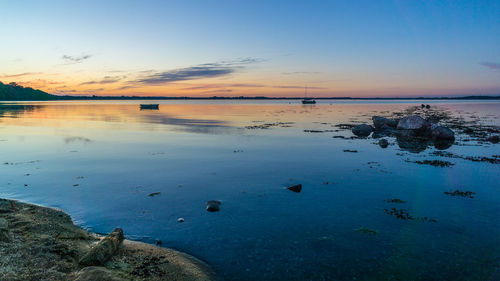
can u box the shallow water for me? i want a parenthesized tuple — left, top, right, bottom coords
(0, 100, 499, 280)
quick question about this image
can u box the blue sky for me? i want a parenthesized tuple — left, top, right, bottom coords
(0, 0, 499, 97)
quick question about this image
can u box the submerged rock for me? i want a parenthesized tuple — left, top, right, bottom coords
(287, 184, 302, 193)
(431, 126, 455, 141)
(372, 116, 397, 129)
(397, 115, 426, 130)
(79, 228, 124, 266)
(352, 124, 373, 137)
(206, 200, 221, 212)
(378, 139, 389, 148)
(487, 135, 500, 144)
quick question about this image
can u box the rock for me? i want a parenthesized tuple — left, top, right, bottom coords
(372, 116, 397, 129)
(397, 115, 427, 130)
(421, 104, 425, 108)
(287, 184, 302, 193)
(0, 218, 9, 242)
(487, 135, 500, 144)
(74, 266, 123, 281)
(426, 104, 431, 109)
(378, 139, 389, 148)
(431, 126, 455, 141)
(395, 129, 417, 139)
(352, 124, 373, 137)
(206, 200, 221, 212)
(79, 228, 124, 266)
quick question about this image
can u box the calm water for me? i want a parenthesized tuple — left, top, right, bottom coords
(0, 100, 499, 280)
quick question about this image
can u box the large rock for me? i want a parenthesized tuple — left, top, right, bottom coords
(79, 228, 124, 266)
(431, 126, 455, 141)
(74, 266, 123, 281)
(372, 116, 398, 129)
(397, 115, 426, 130)
(352, 124, 373, 137)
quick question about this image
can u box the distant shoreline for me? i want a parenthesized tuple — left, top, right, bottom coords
(2, 95, 500, 101)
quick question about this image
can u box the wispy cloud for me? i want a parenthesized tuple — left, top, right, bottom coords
(80, 76, 126, 85)
(273, 85, 327, 89)
(62, 54, 92, 64)
(0, 72, 41, 78)
(282, 71, 321, 75)
(181, 83, 265, 90)
(479, 61, 500, 70)
(131, 58, 263, 85)
(201, 89, 233, 94)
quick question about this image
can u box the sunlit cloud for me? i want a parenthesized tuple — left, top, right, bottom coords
(479, 62, 500, 71)
(130, 58, 263, 85)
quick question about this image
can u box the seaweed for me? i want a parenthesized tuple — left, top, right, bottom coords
(405, 159, 455, 167)
(355, 227, 378, 235)
(444, 190, 475, 198)
(385, 198, 407, 203)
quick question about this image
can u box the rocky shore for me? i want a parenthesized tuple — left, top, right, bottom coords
(0, 198, 216, 281)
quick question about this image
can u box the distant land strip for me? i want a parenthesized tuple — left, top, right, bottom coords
(1, 81, 500, 101)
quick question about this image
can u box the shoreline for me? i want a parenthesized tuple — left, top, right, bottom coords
(0, 198, 217, 281)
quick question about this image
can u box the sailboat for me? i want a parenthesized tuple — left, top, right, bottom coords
(301, 86, 316, 104)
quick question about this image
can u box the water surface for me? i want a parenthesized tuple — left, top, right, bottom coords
(0, 100, 499, 280)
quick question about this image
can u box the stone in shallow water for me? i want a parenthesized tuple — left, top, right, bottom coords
(487, 135, 500, 144)
(206, 200, 221, 212)
(287, 184, 302, 193)
(431, 126, 455, 141)
(397, 115, 426, 130)
(378, 139, 389, 148)
(352, 124, 373, 137)
(372, 116, 397, 129)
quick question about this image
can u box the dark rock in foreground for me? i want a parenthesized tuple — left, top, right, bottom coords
(206, 200, 222, 212)
(352, 124, 373, 137)
(287, 184, 302, 193)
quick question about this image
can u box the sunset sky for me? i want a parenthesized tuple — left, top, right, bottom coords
(1, 0, 499, 98)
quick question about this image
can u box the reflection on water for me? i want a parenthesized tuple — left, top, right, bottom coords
(0, 100, 499, 280)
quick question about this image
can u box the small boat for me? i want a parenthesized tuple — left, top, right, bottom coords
(302, 98, 316, 104)
(140, 104, 159, 110)
(301, 86, 316, 104)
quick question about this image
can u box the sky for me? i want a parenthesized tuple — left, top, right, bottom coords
(0, 0, 499, 98)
